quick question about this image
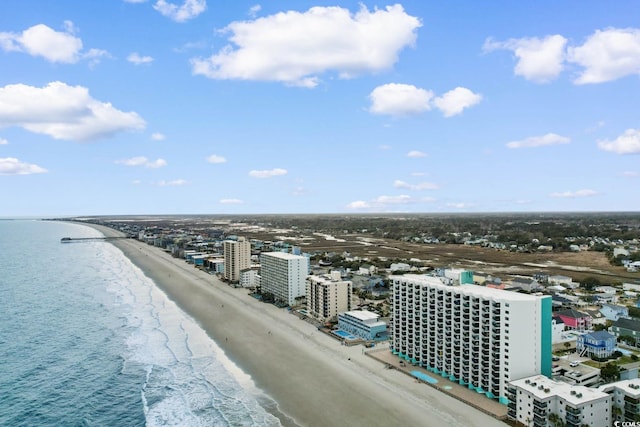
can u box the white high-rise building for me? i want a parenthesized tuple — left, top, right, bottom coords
(223, 237, 251, 283)
(306, 271, 352, 322)
(390, 274, 552, 404)
(260, 252, 309, 306)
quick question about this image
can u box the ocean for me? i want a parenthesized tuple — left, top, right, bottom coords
(0, 220, 283, 427)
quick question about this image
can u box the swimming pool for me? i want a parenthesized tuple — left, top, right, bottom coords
(332, 329, 358, 340)
(411, 371, 438, 384)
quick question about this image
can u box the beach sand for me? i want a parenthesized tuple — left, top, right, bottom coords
(88, 223, 507, 427)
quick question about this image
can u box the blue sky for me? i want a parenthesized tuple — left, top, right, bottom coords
(1, 0, 639, 216)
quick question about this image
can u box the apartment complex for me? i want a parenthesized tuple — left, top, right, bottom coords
(306, 271, 352, 322)
(390, 274, 552, 404)
(260, 252, 308, 306)
(223, 237, 251, 283)
(508, 375, 611, 427)
(600, 378, 640, 424)
(338, 310, 387, 341)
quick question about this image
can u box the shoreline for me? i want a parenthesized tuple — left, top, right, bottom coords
(80, 222, 507, 427)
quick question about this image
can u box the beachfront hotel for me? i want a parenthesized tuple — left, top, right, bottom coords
(306, 271, 352, 322)
(223, 237, 251, 283)
(337, 310, 387, 341)
(259, 252, 309, 306)
(508, 375, 611, 427)
(390, 274, 552, 404)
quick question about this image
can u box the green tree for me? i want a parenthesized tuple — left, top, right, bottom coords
(601, 362, 621, 382)
(580, 276, 601, 291)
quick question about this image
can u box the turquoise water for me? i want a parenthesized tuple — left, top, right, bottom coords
(333, 329, 358, 340)
(411, 371, 439, 384)
(0, 220, 282, 426)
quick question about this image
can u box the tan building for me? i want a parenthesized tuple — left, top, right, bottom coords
(306, 271, 352, 322)
(223, 237, 251, 283)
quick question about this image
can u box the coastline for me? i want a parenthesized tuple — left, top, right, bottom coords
(82, 222, 507, 427)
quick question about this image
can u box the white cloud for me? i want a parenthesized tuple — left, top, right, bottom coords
(0, 23, 83, 63)
(128, 52, 154, 65)
(83, 48, 111, 68)
(191, 4, 420, 87)
(346, 200, 371, 209)
(407, 150, 427, 158)
(116, 156, 167, 168)
(483, 35, 567, 83)
(446, 202, 474, 209)
(153, 0, 206, 23)
(206, 154, 227, 164)
(368, 83, 432, 116)
(622, 171, 638, 177)
(0, 157, 47, 175)
(151, 133, 165, 141)
(597, 129, 640, 154)
(249, 168, 287, 178)
(432, 87, 482, 117)
(0, 138, 7, 145)
(506, 133, 570, 149)
(568, 28, 640, 84)
(393, 180, 438, 190)
(550, 189, 597, 198)
(158, 179, 187, 186)
(219, 198, 243, 204)
(248, 5, 261, 18)
(0, 82, 145, 141)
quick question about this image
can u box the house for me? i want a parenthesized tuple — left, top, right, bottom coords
(549, 275, 574, 288)
(576, 331, 616, 358)
(552, 316, 566, 344)
(556, 309, 593, 332)
(610, 318, 640, 347)
(510, 277, 541, 292)
(599, 304, 630, 322)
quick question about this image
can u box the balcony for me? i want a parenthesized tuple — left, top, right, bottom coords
(565, 406, 581, 416)
(566, 412, 581, 424)
(533, 400, 548, 410)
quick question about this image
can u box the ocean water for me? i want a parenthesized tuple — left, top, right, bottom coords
(0, 220, 283, 427)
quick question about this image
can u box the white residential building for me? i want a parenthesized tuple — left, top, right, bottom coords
(223, 237, 251, 283)
(390, 274, 552, 404)
(508, 375, 611, 427)
(338, 310, 387, 341)
(260, 252, 309, 306)
(306, 271, 352, 322)
(599, 378, 640, 424)
(239, 267, 259, 288)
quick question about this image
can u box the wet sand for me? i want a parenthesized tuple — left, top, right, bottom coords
(87, 223, 506, 427)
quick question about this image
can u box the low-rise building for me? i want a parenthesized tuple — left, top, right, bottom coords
(337, 310, 387, 341)
(507, 375, 611, 427)
(610, 318, 640, 347)
(576, 331, 616, 358)
(556, 309, 593, 332)
(600, 303, 630, 322)
(599, 378, 640, 424)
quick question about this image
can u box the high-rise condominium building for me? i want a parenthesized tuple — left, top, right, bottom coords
(390, 274, 552, 404)
(306, 271, 352, 322)
(223, 237, 251, 283)
(260, 252, 308, 306)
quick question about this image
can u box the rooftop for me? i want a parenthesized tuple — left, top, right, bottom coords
(511, 375, 609, 404)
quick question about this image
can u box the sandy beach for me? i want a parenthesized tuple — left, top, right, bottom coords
(87, 223, 507, 427)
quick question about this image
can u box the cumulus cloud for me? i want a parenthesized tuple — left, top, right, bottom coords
(0, 137, 7, 145)
(249, 168, 287, 178)
(248, 5, 261, 18)
(128, 52, 154, 65)
(407, 150, 427, 158)
(0, 157, 47, 175)
(158, 179, 187, 186)
(394, 180, 439, 190)
(597, 129, 640, 154)
(368, 84, 481, 117)
(568, 28, 640, 84)
(191, 4, 420, 87)
(151, 133, 165, 141)
(368, 83, 432, 116)
(153, 0, 206, 22)
(432, 87, 482, 117)
(550, 189, 597, 198)
(206, 154, 227, 164)
(0, 82, 145, 141)
(483, 35, 567, 83)
(506, 133, 570, 149)
(116, 156, 167, 168)
(0, 23, 83, 63)
(219, 198, 243, 204)
(347, 194, 435, 211)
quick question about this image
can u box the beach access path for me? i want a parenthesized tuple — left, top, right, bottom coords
(87, 223, 507, 427)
